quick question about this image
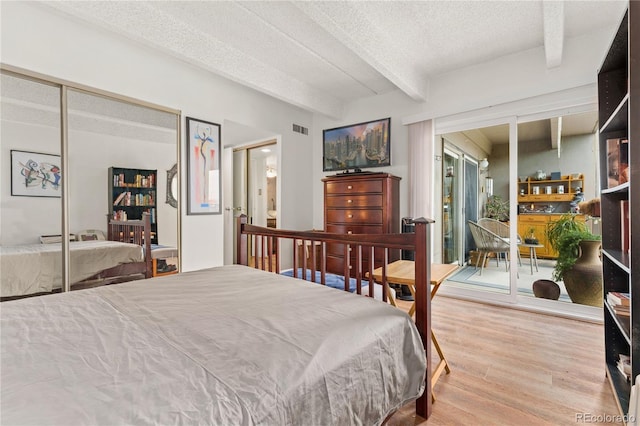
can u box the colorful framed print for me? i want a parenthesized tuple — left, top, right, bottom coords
(11, 150, 62, 197)
(186, 117, 221, 215)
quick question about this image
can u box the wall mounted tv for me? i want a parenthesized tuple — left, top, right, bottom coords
(323, 117, 391, 173)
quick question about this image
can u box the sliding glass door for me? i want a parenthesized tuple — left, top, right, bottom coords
(442, 149, 459, 264)
(442, 147, 479, 266)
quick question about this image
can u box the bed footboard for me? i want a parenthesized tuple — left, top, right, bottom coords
(107, 213, 153, 278)
(236, 214, 434, 419)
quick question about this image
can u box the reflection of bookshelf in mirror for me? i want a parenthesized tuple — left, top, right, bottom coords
(598, 3, 636, 417)
(109, 167, 158, 244)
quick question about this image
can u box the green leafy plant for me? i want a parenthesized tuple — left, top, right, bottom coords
(546, 214, 601, 281)
(546, 214, 588, 253)
(484, 195, 509, 221)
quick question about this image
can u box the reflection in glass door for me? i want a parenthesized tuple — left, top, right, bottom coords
(232, 141, 277, 265)
(463, 157, 479, 262)
(443, 150, 459, 264)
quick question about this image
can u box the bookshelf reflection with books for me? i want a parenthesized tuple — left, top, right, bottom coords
(109, 167, 158, 244)
(607, 291, 630, 318)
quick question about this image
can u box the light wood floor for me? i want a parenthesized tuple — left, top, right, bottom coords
(387, 296, 621, 426)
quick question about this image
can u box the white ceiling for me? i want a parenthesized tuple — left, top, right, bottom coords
(41, 0, 628, 119)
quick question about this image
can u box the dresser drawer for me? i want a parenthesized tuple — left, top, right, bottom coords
(326, 194, 383, 208)
(325, 224, 384, 235)
(326, 208, 383, 224)
(326, 251, 389, 275)
(326, 255, 347, 275)
(326, 179, 383, 195)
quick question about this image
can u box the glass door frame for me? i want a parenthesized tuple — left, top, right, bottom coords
(442, 145, 480, 266)
(436, 116, 519, 306)
(435, 108, 602, 321)
(231, 140, 278, 265)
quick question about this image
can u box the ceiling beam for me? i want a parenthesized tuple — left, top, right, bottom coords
(41, 1, 344, 119)
(542, 0, 565, 68)
(294, 1, 429, 102)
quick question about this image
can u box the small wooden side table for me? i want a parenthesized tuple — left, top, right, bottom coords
(369, 260, 459, 402)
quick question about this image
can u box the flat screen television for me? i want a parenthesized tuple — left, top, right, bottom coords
(323, 117, 391, 173)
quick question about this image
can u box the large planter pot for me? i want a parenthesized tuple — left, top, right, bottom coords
(562, 239, 603, 307)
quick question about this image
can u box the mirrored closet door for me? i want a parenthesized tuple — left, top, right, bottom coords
(1, 72, 63, 299)
(1, 68, 180, 299)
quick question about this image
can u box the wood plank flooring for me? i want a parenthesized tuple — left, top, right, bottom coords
(387, 296, 622, 425)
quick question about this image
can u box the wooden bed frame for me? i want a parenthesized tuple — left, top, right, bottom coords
(236, 214, 435, 420)
(105, 212, 153, 280)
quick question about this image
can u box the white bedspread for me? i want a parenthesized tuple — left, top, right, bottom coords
(1, 240, 144, 297)
(1, 265, 426, 426)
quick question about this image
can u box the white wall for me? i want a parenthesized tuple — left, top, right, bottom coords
(1, 2, 314, 270)
(1, 120, 61, 244)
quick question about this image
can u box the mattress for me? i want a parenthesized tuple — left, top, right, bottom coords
(0, 240, 144, 297)
(1, 265, 426, 425)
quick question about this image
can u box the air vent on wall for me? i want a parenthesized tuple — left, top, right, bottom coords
(292, 124, 308, 135)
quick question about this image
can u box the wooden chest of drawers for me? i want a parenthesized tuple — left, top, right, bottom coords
(323, 173, 401, 275)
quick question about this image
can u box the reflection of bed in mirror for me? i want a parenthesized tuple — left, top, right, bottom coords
(0, 215, 154, 301)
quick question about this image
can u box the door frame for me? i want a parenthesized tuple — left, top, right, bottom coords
(227, 139, 277, 265)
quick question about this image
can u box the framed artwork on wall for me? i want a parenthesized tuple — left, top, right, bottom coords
(10, 150, 62, 197)
(186, 117, 221, 215)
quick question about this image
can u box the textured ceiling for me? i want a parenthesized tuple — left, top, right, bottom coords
(2, 1, 623, 147)
(40, 0, 628, 119)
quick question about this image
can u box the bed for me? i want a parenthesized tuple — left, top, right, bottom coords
(236, 214, 435, 419)
(0, 215, 154, 300)
(1, 215, 434, 424)
(2, 265, 427, 425)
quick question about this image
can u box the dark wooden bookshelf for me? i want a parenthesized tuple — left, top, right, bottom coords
(108, 167, 158, 244)
(598, 3, 637, 417)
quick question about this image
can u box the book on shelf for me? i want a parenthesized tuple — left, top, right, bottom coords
(622, 199, 630, 253)
(607, 291, 630, 307)
(606, 138, 629, 188)
(613, 305, 630, 317)
(113, 191, 127, 206)
(618, 354, 631, 381)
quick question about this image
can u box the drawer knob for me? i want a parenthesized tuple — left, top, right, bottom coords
(347, 214, 353, 218)
(347, 199, 353, 203)
(347, 185, 353, 189)
(347, 230, 353, 234)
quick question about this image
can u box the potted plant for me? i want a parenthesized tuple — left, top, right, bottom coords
(485, 195, 509, 221)
(546, 214, 603, 306)
(524, 227, 538, 245)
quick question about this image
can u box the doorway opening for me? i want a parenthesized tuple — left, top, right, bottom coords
(230, 140, 278, 265)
